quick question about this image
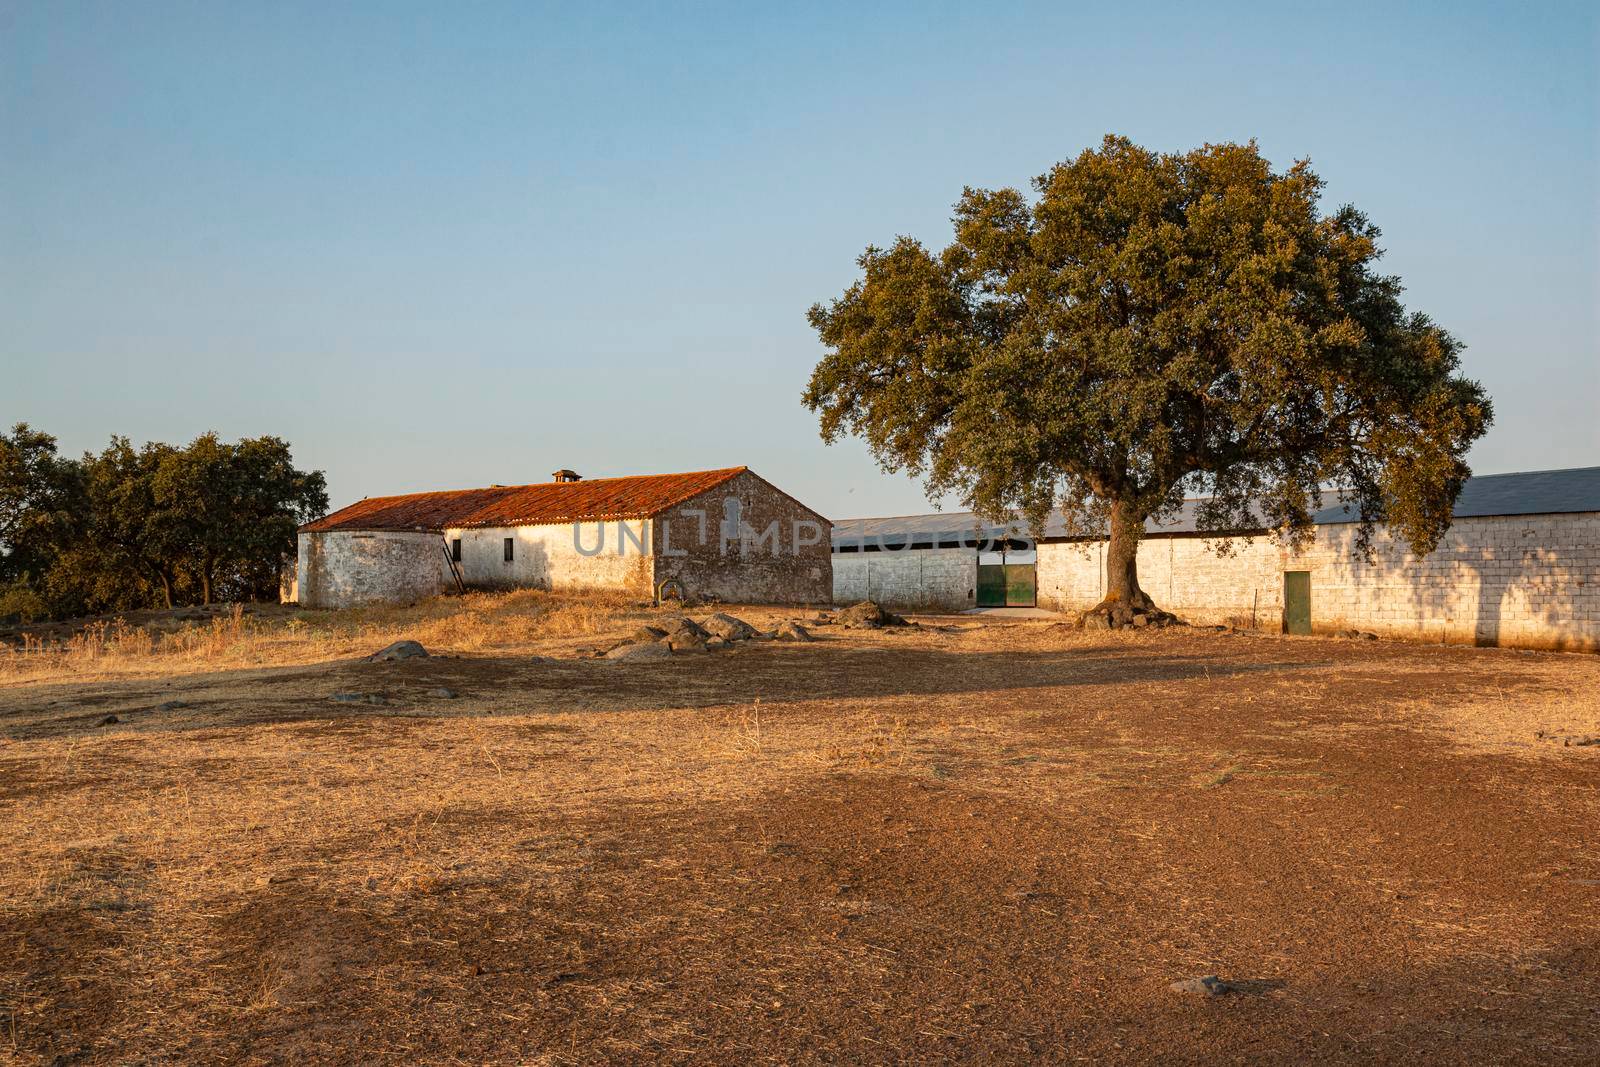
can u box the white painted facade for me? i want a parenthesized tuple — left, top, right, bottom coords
(1034, 512, 1599, 651)
(444, 520, 653, 595)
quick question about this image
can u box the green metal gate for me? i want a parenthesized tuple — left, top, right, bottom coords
(1004, 563, 1036, 607)
(1283, 571, 1311, 635)
(977, 563, 1037, 608)
(977, 565, 1007, 607)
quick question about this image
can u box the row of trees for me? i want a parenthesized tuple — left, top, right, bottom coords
(0, 425, 327, 621)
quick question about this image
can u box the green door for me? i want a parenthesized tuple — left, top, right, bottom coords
(1283, 571, 1311, 635)
(976, 564, 1006, 607)
(1004, 564, 1036, 607)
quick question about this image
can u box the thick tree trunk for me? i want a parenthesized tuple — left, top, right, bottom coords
(1080, 499, 1176, 630)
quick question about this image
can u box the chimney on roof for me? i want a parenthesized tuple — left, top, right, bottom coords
(552, 469, 582, 483)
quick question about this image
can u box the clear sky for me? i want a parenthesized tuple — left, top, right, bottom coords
(4, 1, 1596, 520)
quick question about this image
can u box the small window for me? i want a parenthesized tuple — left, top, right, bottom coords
(450, 538, 462, 562)
(503, 537, 514, 562)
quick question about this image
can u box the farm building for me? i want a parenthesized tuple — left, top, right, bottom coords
(832, 466, 1600, 652)
(292, 467, 831, 609)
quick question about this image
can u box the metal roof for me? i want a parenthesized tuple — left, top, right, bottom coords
(831, 466, 1600, 548)
(303, 467, 750, 533)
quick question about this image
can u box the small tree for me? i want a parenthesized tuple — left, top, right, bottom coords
(805, 136, 1492, 626)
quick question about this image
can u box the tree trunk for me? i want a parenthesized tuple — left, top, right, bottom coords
(1080, 498, 1171, 629)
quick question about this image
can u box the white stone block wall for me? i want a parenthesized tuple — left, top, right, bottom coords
(446, 520, 653, 597)
(1036, 512, 1599, 652)
(297, 531, 451, 610)
(833, 549, 977, 611)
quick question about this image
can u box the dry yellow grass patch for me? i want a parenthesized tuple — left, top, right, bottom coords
(0, 589, 652, 686)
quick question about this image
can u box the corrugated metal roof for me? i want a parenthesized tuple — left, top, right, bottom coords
(831, 466, 1600, 548)
(303, 467, 749, 533)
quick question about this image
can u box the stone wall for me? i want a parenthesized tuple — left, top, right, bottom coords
(832, 549, 976, 611)
(297, 530, 450, 610)
(1036, 512, 1600, 652)
(445, 520, 653, 597)
(651, 471, 832, 605)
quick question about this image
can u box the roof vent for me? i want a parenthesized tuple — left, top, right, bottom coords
(552, 469, 582, 483)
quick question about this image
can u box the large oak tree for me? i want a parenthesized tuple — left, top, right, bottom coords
(805, 136, 1491, 626)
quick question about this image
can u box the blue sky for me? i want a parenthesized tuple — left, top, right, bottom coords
(3, 1, 1595, 519)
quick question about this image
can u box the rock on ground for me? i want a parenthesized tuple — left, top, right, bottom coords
(774, 621, 813, 642)
(668, 633, 710, 654)
(1169, 975, 1231, 996)
(632, 624, 668, 643)
(700, 613, 758, 641)
(657, 615, 710, 641)
(835, 601, 907, 630)
(605, 642, 674, 662)
(367, 640, 429, 662)
(331, 692, 388, 705)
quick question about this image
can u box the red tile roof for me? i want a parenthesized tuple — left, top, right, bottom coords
(301, 467, 749, 533)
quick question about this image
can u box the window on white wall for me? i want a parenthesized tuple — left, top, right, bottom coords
(504, 537, 514, 562)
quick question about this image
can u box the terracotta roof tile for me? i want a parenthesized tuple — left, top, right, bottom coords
(302, 467, 748, 533)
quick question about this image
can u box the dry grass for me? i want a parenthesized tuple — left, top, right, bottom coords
(0, 589, 651, 686)
(2, 605, 1598, 1063)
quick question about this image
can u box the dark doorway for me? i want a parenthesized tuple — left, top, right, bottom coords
(1283, 571, 1312, 635)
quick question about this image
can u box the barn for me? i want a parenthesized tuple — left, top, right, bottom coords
(292, 467, 832, 609)
(832, 466, 1600, 652)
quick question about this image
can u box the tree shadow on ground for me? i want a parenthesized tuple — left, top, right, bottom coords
(0, 643, 1341, 740)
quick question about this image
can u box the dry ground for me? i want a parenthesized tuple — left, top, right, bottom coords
(2, 593, 1598, 1064)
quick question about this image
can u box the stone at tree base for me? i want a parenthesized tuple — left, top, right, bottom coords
(774, 621, 813, 642)
(367, 640, 429, 662)
(1078, 603, 1183, 632)
(605, 642, 673, 662)
(700, 613, 758, 641)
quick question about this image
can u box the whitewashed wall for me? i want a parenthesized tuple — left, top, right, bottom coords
(1036, 512, 1600, 652)
(296, 531, 450, 609)
(445, 520, 653, 597)
(833, 549, 977, 611)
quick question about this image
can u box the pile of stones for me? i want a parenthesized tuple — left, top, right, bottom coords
(605, 610, 821, 661)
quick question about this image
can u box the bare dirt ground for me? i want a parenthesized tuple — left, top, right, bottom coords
(2, 599, 1598, 1065)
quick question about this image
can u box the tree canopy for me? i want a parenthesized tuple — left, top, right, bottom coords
(0, 427, 327, 620)
(805, 135, 1492, 625)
